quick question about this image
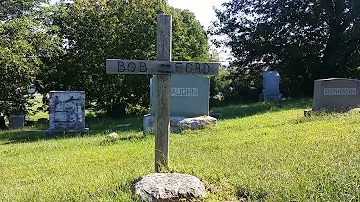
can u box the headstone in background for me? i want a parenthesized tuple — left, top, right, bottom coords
(312, 78, 360, 112)
(143, 75, 216, 134)
(44, 91, 89, 136)
(27, 88, 36, 94)
(150, 75, 210, 117)
(9, 115, 25, 129)
(260, 71, 283, 102)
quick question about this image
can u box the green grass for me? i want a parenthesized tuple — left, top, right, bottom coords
(1, 99, 359, 201)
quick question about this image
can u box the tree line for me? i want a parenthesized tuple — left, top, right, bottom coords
(211, 0, 360, 100)
(0, 0, 211, 117)
(2, 0, 359, 118)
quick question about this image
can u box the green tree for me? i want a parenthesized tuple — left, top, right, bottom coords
(211, 0, 360, 97)
(0, 0, 47, 20)
(37, 0, 210, 116)
(0, 0, 62, 117)
(171, 8, 210, 61)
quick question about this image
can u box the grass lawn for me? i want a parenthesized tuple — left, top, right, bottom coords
(0, 99, 359, 201)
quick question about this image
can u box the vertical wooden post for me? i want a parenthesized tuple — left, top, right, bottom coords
(155, 14, 172, 172)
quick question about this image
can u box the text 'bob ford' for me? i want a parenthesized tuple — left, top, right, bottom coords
(106, 59, 219, 75)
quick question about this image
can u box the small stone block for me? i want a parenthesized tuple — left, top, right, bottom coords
(143, 115, 217, 134)
(178, 116, 217, 131)
(304, 110, 312, 117)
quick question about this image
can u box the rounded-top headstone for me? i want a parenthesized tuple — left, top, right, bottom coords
(134, 173, 206, 202)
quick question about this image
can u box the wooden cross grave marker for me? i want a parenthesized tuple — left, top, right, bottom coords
(106, 14, 220, 172)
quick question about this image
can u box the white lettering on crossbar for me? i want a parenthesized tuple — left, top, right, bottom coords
(170, 88, 198, 97)
(323, 88, 357, 95)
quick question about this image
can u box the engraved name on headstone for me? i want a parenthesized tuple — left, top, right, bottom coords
(171, 88, 199, 97)
(150, 75, 209, 117)
(323, 88, 357, 95)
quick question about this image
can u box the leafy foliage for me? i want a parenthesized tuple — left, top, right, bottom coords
(0, 0, 62, 116)
(209, 70, 231, 106)
(0, 0, 48, 20)
(36, 0, 210, 116)
(211, 0, 360, 97)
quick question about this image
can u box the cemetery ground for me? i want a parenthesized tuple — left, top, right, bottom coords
(0, 99, 359, 201)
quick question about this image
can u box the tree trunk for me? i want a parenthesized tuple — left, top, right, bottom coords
(0, 115, 7, 130)
(320, 34, 341, 78)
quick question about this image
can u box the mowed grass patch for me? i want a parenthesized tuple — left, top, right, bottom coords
(170, 108, 360, 201)
(0, 131, 153, 201)
(1, 99, 360, 201)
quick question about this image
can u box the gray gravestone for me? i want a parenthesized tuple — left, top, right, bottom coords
(44, 91, 89, 136)
(143, 75, 214, 134)
(9, 115, 25, 129)
(150, 75, 209, 117)
(260, 71, 282, 102)
(312, 78, 360, 112)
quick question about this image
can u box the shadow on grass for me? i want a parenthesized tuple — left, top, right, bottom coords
(1, 98, 313, 145)
(86, 116, 144, 134)
(210, 98, 312, 120)
(0, 115, 146, 145)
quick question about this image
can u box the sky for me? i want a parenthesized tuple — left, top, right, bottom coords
(167, 0, 230, 63)
(167, 0, 226, 29)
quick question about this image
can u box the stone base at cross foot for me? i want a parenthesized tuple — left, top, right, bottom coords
(143, 114, 217, 134)
(44, 128, 89, 137)
(135, 173, 206, 202)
